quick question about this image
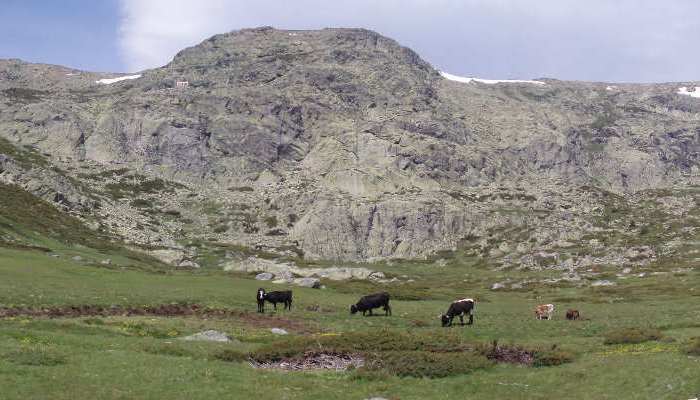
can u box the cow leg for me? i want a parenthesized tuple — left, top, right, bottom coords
(459, 314, 464, 325)
(273, 302, 277, 311)
(368, 309, 373, 316)
(384, 304, 391, 316)
(468, 313, 474, 325)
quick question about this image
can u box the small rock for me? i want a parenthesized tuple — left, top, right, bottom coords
(50, 254, 60, 258)
(255, 272, 274, 281)
(591, 280, 616, 287)
(295, 277, 321, 288)
(101, 259, 112, 265)
(491, 282, 506, 290)
(270, 328, 288, 335)
(181, 330, 233, 342)
(72, 256, 83, 261)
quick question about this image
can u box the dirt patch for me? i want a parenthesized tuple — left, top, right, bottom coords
(484, 343, 535, 365)
(249, 351, 364, 371)
(0, 304, 313, 333)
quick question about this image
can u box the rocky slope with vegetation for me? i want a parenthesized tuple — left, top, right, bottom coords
(0, 27, 698, 277)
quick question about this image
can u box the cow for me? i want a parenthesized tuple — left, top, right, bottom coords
(264, 290, 293, 311)
(441, 298, 475, 327)
(350, 292, 391, 316)
(566, 309, 580, 320)
(534, 304, 555, 320)
(256, 288, 266, 313)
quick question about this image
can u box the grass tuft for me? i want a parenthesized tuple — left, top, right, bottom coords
(603, 327, 664, 345)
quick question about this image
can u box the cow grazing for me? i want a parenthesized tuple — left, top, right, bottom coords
(264, 290, 293, 311)
(441, 298, 475, 327)
(535, 304, 555, 320)
(350, 292, 391, 316)
(256, 288, 266, 313)
(566, 309, 580, 320)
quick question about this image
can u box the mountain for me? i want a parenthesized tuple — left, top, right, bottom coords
(0, 27, 698, 270)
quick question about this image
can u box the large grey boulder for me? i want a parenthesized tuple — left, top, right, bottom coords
(255, 272, 274, 281)
(294, 277, 321, 288)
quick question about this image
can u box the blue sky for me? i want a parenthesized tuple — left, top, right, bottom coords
(2, 0, 700, 82)
(1, 0, 122, 72)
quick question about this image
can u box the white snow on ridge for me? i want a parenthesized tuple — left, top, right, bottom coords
(440, 71, 545, 86)
(96, 74, 142, 85)
(677, 86, 700, 98)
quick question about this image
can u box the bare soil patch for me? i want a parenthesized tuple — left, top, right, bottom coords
(0, 303, 313, 333)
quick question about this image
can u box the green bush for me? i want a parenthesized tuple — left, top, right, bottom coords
(4, 346, 66, 366)
(364, 351, 493, 378)
(533, 349, 574, 367)
(142, 344, 195, 358)
(603, 328, 664, 345)
(685, 337, 700, 356)
(215, 349, 249, 363)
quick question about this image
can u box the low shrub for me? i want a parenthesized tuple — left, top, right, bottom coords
(686, 337, 700, 356)
(603, 327, 664, 345)
(82, 317, 105, 325)
(364, 351, 493, 378)
(118, 321, 178, 339)
(215, 349, 249, 363)
(142, 344, 194, 358)
(533, 349, 575, 367)
(4, 346, 66, 366)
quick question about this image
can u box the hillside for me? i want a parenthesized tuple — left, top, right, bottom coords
(0, 27, 698, 275)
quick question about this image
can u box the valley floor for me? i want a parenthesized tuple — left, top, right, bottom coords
(0, 248, 699, 400)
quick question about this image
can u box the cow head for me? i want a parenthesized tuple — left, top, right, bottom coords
(350, 304, 358, 314)
(257, 288, 266, 301)
(440, 314, 451, 327)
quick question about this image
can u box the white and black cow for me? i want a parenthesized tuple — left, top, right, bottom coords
(257, 289, 293, 312)
(350, 292, 391, 316)
(441, 298, 475, 327)
(256, 288, 266, 313)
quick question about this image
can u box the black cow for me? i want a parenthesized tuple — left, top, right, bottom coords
(441, 298, 475, 327)
(256, 288, 266, 313)
(264, 290, 293, 311)
(350, 292, 391, 316)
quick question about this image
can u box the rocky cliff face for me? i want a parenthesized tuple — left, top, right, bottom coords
(0, 27, 698, 267)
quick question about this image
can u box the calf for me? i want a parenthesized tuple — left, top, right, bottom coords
(256, 288, 266, 313)
(565, 309, 580, 320)
(441, 298, 475, 327)
(534, 304, 555, 320)
(350, 292, 391, 316)
(264, 290, 293, 311)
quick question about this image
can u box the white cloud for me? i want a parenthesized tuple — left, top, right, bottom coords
(118, 0, 245, 71)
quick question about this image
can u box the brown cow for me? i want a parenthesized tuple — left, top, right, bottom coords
(566, 309, 580, 320)
(534, 304, 555, 320)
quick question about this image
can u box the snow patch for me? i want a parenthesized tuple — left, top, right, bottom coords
(96, 74, 142, 84)
(677, 86, 700, 98)
(440, 71, 545, 85)
(606, 86, 617, 91)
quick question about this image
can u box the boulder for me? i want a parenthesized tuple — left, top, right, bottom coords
(591, 280, 616, 287)
(270, 328, 288, 335)
(294, 277, 321, 288)
(255, 272, 274, 281)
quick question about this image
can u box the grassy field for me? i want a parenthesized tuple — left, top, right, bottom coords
(1, 245, 699, 400)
